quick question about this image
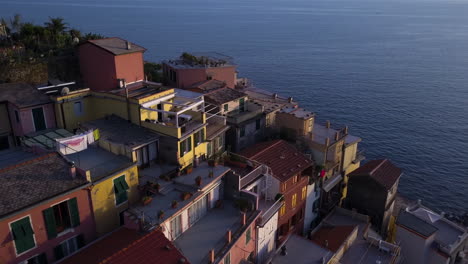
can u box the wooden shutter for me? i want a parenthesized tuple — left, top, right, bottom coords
(11, 217, 35, 254)
(68, 198, 80, 227)
(43, 207, 57, 239)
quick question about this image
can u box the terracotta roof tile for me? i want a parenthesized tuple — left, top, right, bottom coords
(0, 83, 51, 107)
(310, 225, 356, 252)
(204, 87, 247, 105)
(86, 37, 146, 55)
(239, 140, 313, 181)
(61, 228, 189, 264)
(349, 159, 402, 190)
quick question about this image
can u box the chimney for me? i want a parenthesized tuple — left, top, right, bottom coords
(209, 249, 215, 263)
(288, 97, 293, 103)
(241, 212, 247, 225)
(417, 199, 422, 206)
(440, 211, 445, 218)
(344, 126, 349, 135)
(326, 120, 331, 128)
(335, 132, 340, 141)
(273, 93, 278, 99)
(70, 162, 76, 179)
(226, 230, 232, 243)
(325, 137, 330, 146)
(126, 41, 131, 50)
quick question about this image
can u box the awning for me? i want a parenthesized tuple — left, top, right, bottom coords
(322, 173, 343, 192)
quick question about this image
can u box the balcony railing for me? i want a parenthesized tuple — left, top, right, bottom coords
(259, 199, 284, 227)
(240, 165, 264, 188)
(226, 102, 263, 124)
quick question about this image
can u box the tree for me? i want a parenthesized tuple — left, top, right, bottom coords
(45, 17, 67, 35)
(82, 32, 104, 41)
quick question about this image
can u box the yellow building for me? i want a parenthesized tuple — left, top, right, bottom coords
(65, 145, 140, 236)
(52, 81, 210, 171)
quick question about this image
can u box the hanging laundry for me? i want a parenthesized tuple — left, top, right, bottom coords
(85, 129, 95, 145)
(93, 129, 100, 141)
(56, 134, 88, 154)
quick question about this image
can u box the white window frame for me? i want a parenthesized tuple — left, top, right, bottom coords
(58, 235, 80, 258)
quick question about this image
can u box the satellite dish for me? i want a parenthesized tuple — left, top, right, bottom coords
(61, 87, 70, 95)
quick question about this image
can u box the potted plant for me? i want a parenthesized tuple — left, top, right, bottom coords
(181, 192, 192, 201)
(158, 210, 165, 219)
(153, 183, 161, 192)
(275, 193, 284, 201)
(195, 176, 202, 186)
(208, 170, 214, 178)
(171, 200, 178, 209)
(208, 159, 217, 167)
(142, 196, 153, 206)
(185, 164, 193, 174)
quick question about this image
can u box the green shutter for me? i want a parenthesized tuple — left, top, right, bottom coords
(120, 176, 129, 190)
(246, 227, 251, 244)
(11, 217, 35, 254)
(187, 136, 192, 152)
(114, 176, 128, 205)
(54, 244, 64, 260)
(43, 208, 57, 239)
(68, 198, 80, 227)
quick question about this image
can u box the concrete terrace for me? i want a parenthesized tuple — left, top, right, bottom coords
(173, 162, 230, 192)
(66, 146, 134, 181)
(272, 235, 332, 264)
(174, 202, 242, 264)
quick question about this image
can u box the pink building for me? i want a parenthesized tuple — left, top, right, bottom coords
(0, 151, 95, 264)
(163, 52, 237, 89)
(0, 83, 56, 148)
(79, 37, 146, 91)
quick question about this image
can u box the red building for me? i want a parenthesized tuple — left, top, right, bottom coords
(0, 151, 95, 264)
(162, 52, 237, 89)
(79, 37, 146, 91)
(240, 140, 314, 243)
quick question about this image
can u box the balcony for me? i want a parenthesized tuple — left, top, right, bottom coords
(259, 198, 284, 227)
(239, 165, 264, 188)
(322, 173, 343, 193)
(226, 102, 263, 124)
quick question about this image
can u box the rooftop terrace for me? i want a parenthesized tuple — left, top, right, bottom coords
(242, 87, 297, 114)
(279, 106, 315, 120)
(66, 146, 134, 182)
(271, 235, 332, 264)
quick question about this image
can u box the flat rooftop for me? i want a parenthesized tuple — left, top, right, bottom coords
(174, 202, 243, 264)
(279, 106, 315, 120)
(272, 235, 332, 264)
(107, 81, 167, 99)
(0, 152, 88, 218)
(242, 87, 297, 114)
(82, 115, 159, 149)
(86, 37, 146, 55)
(132, 162, 230, 224)
(66, 146, 134, 182)
(311, 123, 343, 145)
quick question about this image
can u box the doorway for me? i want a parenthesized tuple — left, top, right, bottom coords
(32, 107, 46, 131)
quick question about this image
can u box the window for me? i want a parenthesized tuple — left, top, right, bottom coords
(207, 142, 213, 157)
(302, 186, 307, 200)
(114, 176, 129, 205)
(54, 235, 84, 261)
(216, 134, 224, 150)
(170, 215, 182, 239)
(239, 98, 245, 112)
(26, 253, 47, 264)
(224, 104, 228, 112)
(292, 193, 297, 208)
(246, 227, 251, 244)
(179, 136, 192, 157)
(255, 119, 261, 130)
(280, 204, 286, 217)
(281, 183, 287, 192)
(293, 175, 298, 184)
(224, 252, 231, 264)
(73, 101, 83, 116)
(14, 110, 20, 122)
(10, 216, 35, 255)
(240, 127, 245, 137)
(194, 129, 205, 146)
(43, 198, 80, 239)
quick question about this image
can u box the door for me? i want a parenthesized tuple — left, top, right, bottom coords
(189, 195, 208, 226)
(148, 142, 157, 163)
(170, 215, 182, 239)
(32, 107, 46, 131)
(157, 104, 163, 122)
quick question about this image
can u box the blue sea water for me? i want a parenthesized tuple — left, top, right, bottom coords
(1, 0, 467, 213)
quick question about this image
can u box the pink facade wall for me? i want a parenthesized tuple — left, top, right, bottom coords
(7, 103, 56, 136)
(175, 68, 207, 88)
(79, 43, 117, 91)
(115, 52, 144, 84)
(206, 66, 236, 88)
(220, 218, 257, 264)
(0, 188, 96, 264)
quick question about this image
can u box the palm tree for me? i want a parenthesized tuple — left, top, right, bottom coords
(45, 17, 67, 35)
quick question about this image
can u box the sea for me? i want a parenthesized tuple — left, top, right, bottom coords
(1, 0, 467, 214)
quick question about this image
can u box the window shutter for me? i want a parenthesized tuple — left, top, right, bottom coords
(180, 141, 185, 155)
(43, 207, 57, 239)
(120, 176, 129, 190)
(201, 129, 205, 142)
(38, 253, 48, 264)
(68, 198, 80, 227)
(54, 244, 64, 260)
(11, 217, 35, 254)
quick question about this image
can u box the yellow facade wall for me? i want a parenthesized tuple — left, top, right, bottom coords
(178, 128, 208, 169)
(90, 165, 140, 236)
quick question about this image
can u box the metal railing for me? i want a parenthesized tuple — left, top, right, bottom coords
(240, 165, 264, 188)
(259, 199, 284, 227)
